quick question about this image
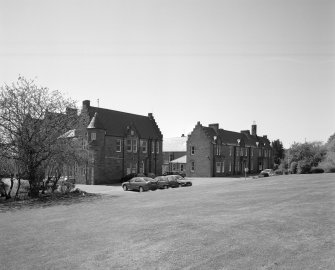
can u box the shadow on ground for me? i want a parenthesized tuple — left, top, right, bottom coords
(0, 192, 116, 212)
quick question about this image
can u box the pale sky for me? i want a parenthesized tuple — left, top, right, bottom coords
(1, 0, 334, 148)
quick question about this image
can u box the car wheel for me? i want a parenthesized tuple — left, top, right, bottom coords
(139, 186, 144, 193)
(122, 185, 128, 191)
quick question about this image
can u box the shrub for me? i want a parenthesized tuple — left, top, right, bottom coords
(57, 181, 75, 194)
(275, 169, 283, 175)
(290, 162, 298, 174)
(297, 160, 312, 174)
(310, 167, 324, 174)
(329, 168, 335, 173)
(147, 173, 156, 179)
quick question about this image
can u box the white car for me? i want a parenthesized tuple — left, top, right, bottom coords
(260, 169, 275, 176)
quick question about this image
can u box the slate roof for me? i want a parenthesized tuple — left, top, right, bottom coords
(163, 137, 187, 152)
(199, 123, 271, 148)
(86, 106, 162, 139)
(170, 155, 187, 164)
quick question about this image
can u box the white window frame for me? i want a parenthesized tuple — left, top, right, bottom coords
(116, 139, 122, 152)
(126, 139, 132, 152)
(156, 141, 160, 154)
(216, 162, 221, 173)
(216, 145, 220, 155)
(191, 146, 195, 155)
(141, 140, 147, 153)
(133, 139, 137, 153)
(191, 161, 195, 172)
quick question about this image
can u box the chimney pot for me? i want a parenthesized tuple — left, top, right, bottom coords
(83, 100, 90, 109)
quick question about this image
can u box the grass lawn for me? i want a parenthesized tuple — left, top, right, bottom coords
(1, 174, 334, 269)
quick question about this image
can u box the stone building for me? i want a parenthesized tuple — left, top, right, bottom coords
(75, 100, 163, 184)
(162, 135, 187, 174)
(186, 122, 273, 177)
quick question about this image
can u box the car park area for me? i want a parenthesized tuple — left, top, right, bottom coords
(1, 174, 334, 270)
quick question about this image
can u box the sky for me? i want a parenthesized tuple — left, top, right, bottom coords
(1, 0, 334, 148)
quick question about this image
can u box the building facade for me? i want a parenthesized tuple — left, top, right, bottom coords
(186, 122, 273, 177)
(162, 135, 187, 174)
(75, 100, 163, 184)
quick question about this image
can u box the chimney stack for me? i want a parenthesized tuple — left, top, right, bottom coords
(252, 121, 257, 136)
(82, 100, 90, 110)
(209, 123, 219, 133)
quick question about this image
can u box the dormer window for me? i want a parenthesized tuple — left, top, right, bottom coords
(130, 130, 134, 136)
(91, 132, 96, 141)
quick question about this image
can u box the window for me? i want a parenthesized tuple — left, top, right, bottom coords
(140, 140, 147, 153)
(229, 162, 232, 172)
(222, 161, 225, 173)
(240, 148, 243, 156)
(216, 145, 220, 155)
(259, 149, 262, 156)
(191, 146, 195, 155)
(236, 147, 239, 156)
(152, 141, 155, 154)
(180, 164, 184, 171)
(116, 139, 122, 152)
(156, 141, 159, 153)
(140, 161, 145, 173)
(191, 161, 195, 172)
(126, 139, 132, 152)
(131, 163, 137, 173)
(251, 162, 254, 170)
(91, 132, 96, 141)
(229, 147, 232, 156)
(169, 154, 173, 162)
(245, 148, 248, 156)
(216, 162, 221, 173)
(132, 139, 137, 153)
(251, 148, 254, 157)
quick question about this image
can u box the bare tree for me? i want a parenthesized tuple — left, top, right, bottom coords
(0, 77, 77, 197)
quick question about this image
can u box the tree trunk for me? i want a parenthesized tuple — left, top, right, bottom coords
(7, 174, 14, 199)
(14, 178, 21, 200)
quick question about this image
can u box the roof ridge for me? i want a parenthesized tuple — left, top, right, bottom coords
(91, 106, 148, 119)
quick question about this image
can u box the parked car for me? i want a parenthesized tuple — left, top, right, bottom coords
(260, 169, 275, 177)
(154, 176, 170, 189)
(163, 171, 186, 178)
(173, 175, 192, 187)
(122, 177, 156, 192)
(120, 173, 153, 183)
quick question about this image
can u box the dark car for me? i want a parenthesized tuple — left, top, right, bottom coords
(154, 175, 180, 189)
(163, 171, 186, 178)
(122, 177, 156, 192)
(165, 175, 183, 188)
(154, 176, 170, 189)
(173, 175, 192, 187)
